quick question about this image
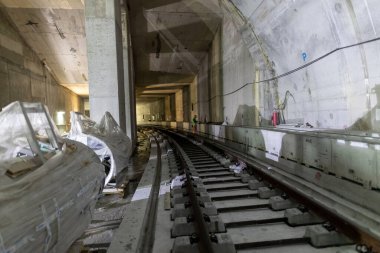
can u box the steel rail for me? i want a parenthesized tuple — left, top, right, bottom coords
(201, 134, 380, 252)
(170, 138, 216, 253)
(160, 127, 380, 251)
(136, 137, 162, 253)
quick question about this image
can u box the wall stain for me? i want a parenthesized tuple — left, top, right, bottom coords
(345, 0, 371, 111)
(232, 104, 262, 127)
(303, 70, 310, 82)
(349, 84, 380, 131)
(335, 3, 342, 13)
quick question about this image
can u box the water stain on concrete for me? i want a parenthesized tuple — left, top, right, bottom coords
(232, 104, 260, 126)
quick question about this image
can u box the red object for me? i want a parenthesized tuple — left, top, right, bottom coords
(272, 111, 278, 126)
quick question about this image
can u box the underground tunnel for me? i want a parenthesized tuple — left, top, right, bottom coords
(0, 0, 380, 252)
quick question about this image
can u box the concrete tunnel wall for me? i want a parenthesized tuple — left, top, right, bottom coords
(220, 0, 380, 130)
(137, 99, 165, 123)
(0, 10, 83, 131)
(139, 0, 380, 132)
(1, 0, 379, 133)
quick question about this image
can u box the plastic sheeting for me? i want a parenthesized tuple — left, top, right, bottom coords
(68, 111, 132, 185)
(171, 175, 186, 189)
(0, 101, 105, 253)
(229, 160, 247, 174)
(0, 102, 61, 161)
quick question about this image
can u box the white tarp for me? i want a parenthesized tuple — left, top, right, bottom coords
(68, 112, 132, 185)
(0, 102, 61, 161)
(0, 101, 105, 253)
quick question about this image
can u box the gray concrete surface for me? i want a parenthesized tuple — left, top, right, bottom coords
(85, 0, 126, 130)
(107, 138, 172, 253)
(0, 9, 83, 129)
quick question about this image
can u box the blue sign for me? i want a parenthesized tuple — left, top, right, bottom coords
(302, 52, 307, 62)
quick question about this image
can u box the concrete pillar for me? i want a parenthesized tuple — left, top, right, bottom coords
(175, 90, 183, 122)
(210, 26, 223, 123)
(197, 56, 210, 123)
(190, 77, 198, 121)
(170, 94, 176, 121)
(164, 96, 170, 121)
(85, 0, 126, 130)
(121, 5, 137, 149)
(183, 86, 191, 122)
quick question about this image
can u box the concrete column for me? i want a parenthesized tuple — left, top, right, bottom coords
(121, 5, 137, 149)
(183, 86, 191, 122)
(197, 56, 210, 123)
(175, 90, 183, 122)
(210, 26, 223, 123)
(190, 77, 198, 121)
(170, 94, 176, 121)
(85, 0, 126, 130)
(165, 96, 171, 121)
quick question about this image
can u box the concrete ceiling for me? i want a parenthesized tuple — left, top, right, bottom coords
(0, 0, 88, 96)
(135, 83, 188, 103)
(0, 0, 224, 100)
(129, 0, 223, 101)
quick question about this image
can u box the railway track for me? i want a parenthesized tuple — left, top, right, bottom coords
(164, 130, 373, 253)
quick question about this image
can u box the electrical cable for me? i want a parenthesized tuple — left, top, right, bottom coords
(195, 36, 380, 105)
(278, 90, 295, 124)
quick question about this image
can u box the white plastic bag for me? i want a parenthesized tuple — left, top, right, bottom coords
(68, 112, 132, 185)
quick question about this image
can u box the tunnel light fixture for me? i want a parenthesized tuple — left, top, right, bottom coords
(337, 139, 345, 144)
(56, 111, 66, 126)
(350, 141, 368, 148)
(142, 89, 180, 94)
(145, 83, 188, 89)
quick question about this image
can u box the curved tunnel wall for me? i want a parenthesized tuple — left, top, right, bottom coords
(217, 0, 380, 131)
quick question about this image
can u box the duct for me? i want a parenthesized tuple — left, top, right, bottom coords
(68, 111, 132, 185)
(0, 101, 105, 253)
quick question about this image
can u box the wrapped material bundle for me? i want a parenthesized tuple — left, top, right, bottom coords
(68, 111, 132, 185)
(0, 101, 105, 253)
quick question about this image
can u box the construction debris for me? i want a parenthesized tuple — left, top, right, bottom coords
(68, 111, 132, 185)
(0, 101, 105, 253)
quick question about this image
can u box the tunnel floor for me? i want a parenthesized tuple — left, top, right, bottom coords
(68, 129, 152, 252)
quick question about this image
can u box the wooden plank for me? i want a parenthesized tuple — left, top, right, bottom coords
(6, 157, 40, 178)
